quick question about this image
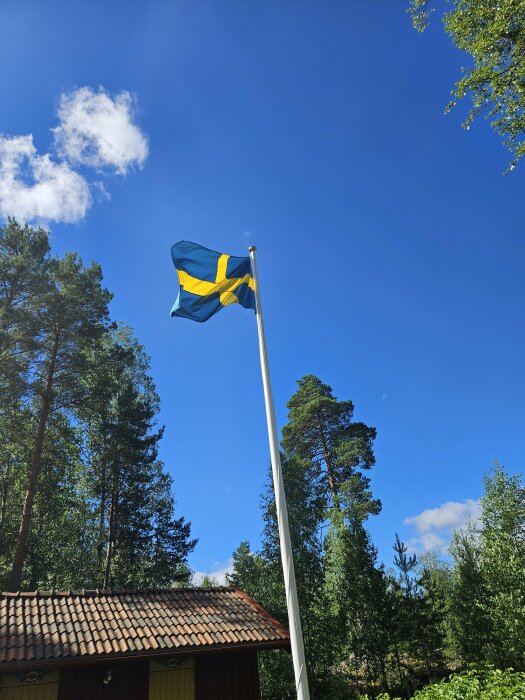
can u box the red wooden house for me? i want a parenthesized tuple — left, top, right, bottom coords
(0, 587, 290, 699)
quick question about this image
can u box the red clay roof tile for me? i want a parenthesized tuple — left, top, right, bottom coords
(0, 587, 289, 666)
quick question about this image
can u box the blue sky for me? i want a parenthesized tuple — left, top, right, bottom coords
(1, 0, 524, 580)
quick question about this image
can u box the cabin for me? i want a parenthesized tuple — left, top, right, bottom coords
(0, 587, 290, 699)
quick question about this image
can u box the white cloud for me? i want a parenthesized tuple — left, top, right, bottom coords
(405, 499, 481, 533)
(53, 87, 149, 174)
(0, 134, 91, 224)
(192, 558, 234, 586)
(407, 532, 448, 554)
(404, 498, 481, 553)
(0, 86, 148, 226)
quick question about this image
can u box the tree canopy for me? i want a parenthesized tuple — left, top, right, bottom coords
(409, 0, 525, 169)
(231, 373, 525, 698)
(0, 220, 196, 591)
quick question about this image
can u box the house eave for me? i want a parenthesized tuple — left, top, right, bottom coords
(0, 639, 291, 674)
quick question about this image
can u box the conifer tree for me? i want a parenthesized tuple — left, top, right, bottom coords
(389, 536, 448, 693)
(232, 376, 385, 698)
(0, 221, 51, 573)
(281, 375, 379, 516)
(8, 252, 111, 590)
(0, 221, 195, 592)
(85, 327, 195, 589)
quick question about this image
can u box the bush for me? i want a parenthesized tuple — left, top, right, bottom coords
(360, 667, 525, 700)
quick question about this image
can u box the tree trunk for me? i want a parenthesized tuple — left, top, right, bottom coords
(97, 457, 107, 563)
(103, 462, 118, 588)
(0, 289, 15, 359)
(379, 656, 389, 692)
(394, 647, 408, 699)
(7, 329, 59, 591)
(316, 416, 340, 509)
(0, 474, 9, 536)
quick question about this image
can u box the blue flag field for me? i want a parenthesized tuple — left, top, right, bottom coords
(171, 241, 256, 322)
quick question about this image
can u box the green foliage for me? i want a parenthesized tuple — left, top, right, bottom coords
(230, 392, 525, 699)
(481, 465, 525, 665)
(450, 463, 525, 668)
(83, 329, 195, 588)
(230, 456, 339, 698)
(325, 511, 392, 696)
(233, 375, 523, 698)
(408, 0, 434, 32)
(449, 526, 490, 662)
(409, 0, 525, 168)
(362, 667, 525, 699)
(0, 220, 195, 590)
(281, 374, 379, 516)
(199, 574, 219, 588)
(233, 378, 396, 698)
(231, 375, 525, 699)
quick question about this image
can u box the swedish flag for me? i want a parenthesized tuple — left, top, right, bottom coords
(171, 241, 256, 322)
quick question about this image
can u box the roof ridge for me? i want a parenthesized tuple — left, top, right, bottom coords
(0, 586, 233, 599)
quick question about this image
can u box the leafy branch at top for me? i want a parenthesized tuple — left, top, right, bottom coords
(409, 0, 525, 169)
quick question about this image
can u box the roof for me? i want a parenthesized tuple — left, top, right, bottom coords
(0, 586, 290, 669)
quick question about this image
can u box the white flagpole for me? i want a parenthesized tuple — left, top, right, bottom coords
(249, 246, 310, 700)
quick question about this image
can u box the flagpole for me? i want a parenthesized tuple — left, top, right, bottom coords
(249, 246, 310, 700)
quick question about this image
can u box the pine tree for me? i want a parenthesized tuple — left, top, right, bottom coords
(281, 375, 379, 516)
(0, 221, 51, 580)
(389, 536, 449, 694)
(85, 326, 196, 589)
(0, 222, 196, 592)
(8, 252, 111, 590)
(24, 413, 97, 589)
(231, 376, 387, 698)
(145, 469, 195, 587)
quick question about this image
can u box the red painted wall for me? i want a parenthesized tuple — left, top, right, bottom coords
(196, 650, 261, 700)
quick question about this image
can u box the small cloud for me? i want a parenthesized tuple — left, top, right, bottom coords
(405, 499, 481, 533)
(93, 180, 111, 201)
(192, 558, 233, 586)
(382, 394, 387, 400)
(0, 134, 91, 224)
(404, 498, 481, 553)
(53, 87, 149, 174)
(406, 532, 448, 554)
(0, 86, 148, 227)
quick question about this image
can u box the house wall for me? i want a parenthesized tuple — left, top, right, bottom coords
(0, 671, 59, 700)
(58, 662, 149, 700)
(149, 657, 194, 700)
(196, 651, 260, 700)
(0, 650, 261, 700)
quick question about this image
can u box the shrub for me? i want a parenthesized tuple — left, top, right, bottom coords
(360, 667, 525, 700)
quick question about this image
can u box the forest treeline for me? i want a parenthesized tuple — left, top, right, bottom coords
(2, 220, 524, 699)
(228, 375, 525, 699)
(0, 220, 196, 591)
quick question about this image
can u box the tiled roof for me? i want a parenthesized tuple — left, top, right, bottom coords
(0, 587, 289, 668)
